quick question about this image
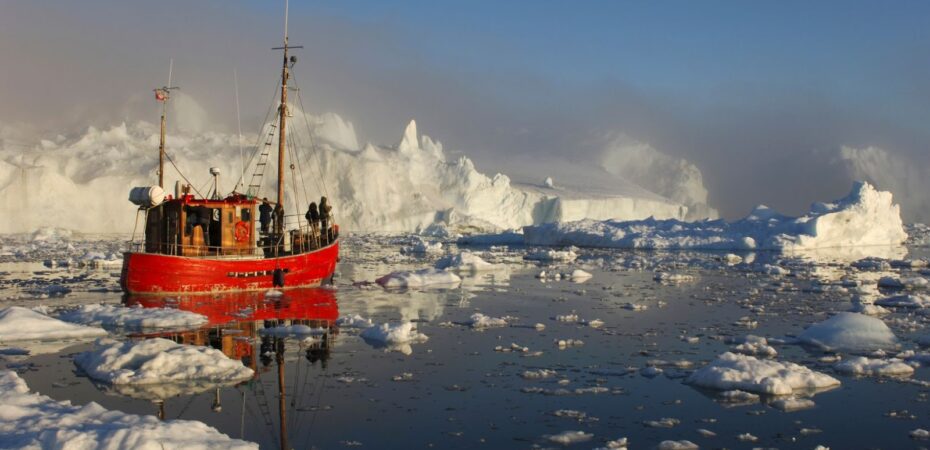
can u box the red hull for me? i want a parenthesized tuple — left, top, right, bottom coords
(120, 242, 339, 294)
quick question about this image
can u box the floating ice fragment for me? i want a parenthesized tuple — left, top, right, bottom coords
(544, 430, 593, 445)
(0, 306, 107, 342)
(797, 312, 898, 352)
(375, 268, 462, 288)
(644, 417, 680, 428)
(74, 338, 254, 385)
(657, 440, 699, 450)
(685, 352, 840, 396)
(0, 370, 256, 449)
(770, 397, 816, 412)
(467, 313, 509, 329)
(58, 304, 207, 330)
(360, 322, 428, 346)
(833, 357, 914, 377)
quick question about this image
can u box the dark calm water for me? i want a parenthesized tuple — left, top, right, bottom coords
(3, 239, 930, 449)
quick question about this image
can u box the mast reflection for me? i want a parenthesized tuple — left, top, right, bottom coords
(121, 288, 339, 447)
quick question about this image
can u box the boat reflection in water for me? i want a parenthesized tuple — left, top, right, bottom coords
(120, 288, 339, 449)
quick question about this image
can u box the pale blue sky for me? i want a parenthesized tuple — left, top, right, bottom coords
(2, 0, 928, 217)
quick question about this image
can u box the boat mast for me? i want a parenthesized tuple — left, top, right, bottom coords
(273, 0, 301, 235)
(155, 59, 177, 189)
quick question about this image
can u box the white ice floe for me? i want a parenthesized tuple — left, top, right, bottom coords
(878, 276, 929, 290)
(520, 182, 906, 253)
(833, 356, 914, 377)
(797, 312, 898, 352)
(876, 294, 930, 308)
(569, 269, 593, 281)
(730, 335, 778, 358)
(521, 369, 558, 379)
(644, 417, 680, 428)
(360, 322, 428, 346)
(467, 313, 510, 329)
(544, 430, 593, 445)
(336, 314, 374, 328)
(74, 338, 253, 385)
(57, 304, 207, 330)
(555, 338, 584, 348)
(375, 268, 462, 288)
(657, 440, 699, 450)
(592, 437, 628, 450)
(849, 301, 890, 316)
(911, 429, 930, 439)
(685, 352, 840, 396)
(654, 272, 695, 284)
(524, 249, 578, 262)
(435, 251, 503, 272)
(0, 306, 106, 342)
(0, 370, 256, 449)
(718, 389, 760, 405)
(770, 397, 816, 412)
(401, 238, 443, 255)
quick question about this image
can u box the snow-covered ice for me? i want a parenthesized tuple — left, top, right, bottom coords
(524, 249, 578, 262)
(685, 352, 840, 395)
(0, 306, 106, 342)
(74, 338, 254, 385)
(0, 370, 256, 449)
(833, 357, 914, 377)
(466, 313, 509, 329)
(520, 182, 906, 253)
(797, 312, 898, 352)
(360, 322, 428, 346)
(435, 251, 504, 272)
(375, 268, 462, 288)
(544, 430, 593, 445)
(57, 304, 207, 330)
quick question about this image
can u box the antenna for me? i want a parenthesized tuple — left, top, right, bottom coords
(167, 58, 174, 89)
(284, 0, 289, 43)
(234, 69, 244, 192)
(155, 58, 179, 188)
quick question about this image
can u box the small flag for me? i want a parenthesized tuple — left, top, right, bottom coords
(155, 89, 167, 102)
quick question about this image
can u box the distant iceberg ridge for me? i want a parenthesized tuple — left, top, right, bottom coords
(512, 181, 907, 252)
(0, 109, 699, 234)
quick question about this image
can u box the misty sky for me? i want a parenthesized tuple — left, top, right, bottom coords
(2, 0, 928, 218)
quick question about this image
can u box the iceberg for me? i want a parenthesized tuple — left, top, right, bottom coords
(520, 181, 906, 252)
(0, 113, 690, 234)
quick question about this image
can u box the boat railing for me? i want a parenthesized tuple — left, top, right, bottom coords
(127, 213, 337, 259)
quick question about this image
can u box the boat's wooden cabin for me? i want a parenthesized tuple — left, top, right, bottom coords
(144, 194, 256, 257)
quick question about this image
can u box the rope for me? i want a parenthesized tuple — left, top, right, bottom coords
(164, 151, 203, 198)
(238, 76, 285, 194)
(290, 72, 335, 224)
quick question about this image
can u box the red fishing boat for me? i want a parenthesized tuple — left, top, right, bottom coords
(120, 8, 338, 295)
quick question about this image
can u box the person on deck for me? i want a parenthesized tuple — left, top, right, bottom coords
(306, 202, 320, 247)
(319, 196, 332, 245)
(259, 198, 273, 234)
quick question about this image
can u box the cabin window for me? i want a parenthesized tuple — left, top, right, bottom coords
(241, 209, 251, 221)
(228, 211, 233, 223)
